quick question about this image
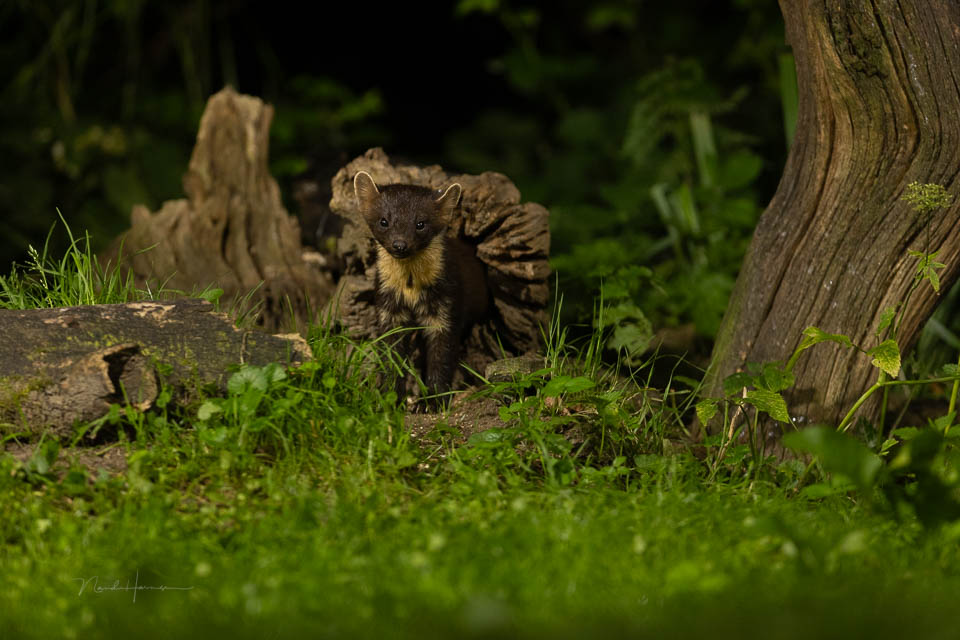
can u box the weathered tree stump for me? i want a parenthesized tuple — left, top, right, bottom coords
(0, 299, 310, 438)
(98, 91, 549, 393)
(327, 148, 551, 380)
(103, 87, 334, 333)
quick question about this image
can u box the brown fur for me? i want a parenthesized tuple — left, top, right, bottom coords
(354, 171, 489, 408)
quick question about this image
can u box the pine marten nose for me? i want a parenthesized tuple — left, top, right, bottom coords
(392, 240, 407, 252)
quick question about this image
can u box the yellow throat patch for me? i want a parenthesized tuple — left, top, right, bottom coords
(377, 236, 445, 308)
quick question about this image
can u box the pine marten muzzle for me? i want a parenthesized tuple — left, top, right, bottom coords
(354, 171, 489, 409)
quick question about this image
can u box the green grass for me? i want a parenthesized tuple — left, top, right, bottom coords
(3, 231, 960, 639)
(0, 212, 225, 312)
(4, 455, 960, 639)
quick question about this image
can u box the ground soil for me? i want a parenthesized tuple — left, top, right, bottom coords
(405, 390, 505, 443)
(5, 441, 128, 477)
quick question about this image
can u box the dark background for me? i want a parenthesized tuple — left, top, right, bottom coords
(0, 0, 790, 357)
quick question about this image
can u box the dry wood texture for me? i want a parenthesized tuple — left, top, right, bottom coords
(707, 1, 960, 441)
(0, 299, 310, 437)
(327, 148, 551, 380)
(104, 87, 334, 332)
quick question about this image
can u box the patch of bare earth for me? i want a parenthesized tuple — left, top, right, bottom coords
(4, 442, 128, 477)
(405, 389, 504, 443)
(404, 388, 596, 454)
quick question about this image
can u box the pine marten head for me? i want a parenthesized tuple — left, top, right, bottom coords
(354, 171, 461, 260)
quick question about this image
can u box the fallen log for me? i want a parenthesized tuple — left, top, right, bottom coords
(0, 299, 310, 438)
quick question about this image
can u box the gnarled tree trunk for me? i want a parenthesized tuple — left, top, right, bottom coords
(707, 1, 960, 439)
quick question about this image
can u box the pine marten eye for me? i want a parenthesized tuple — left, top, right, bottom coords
(379, 218, 388, 228)
(415, 221, 425, 230)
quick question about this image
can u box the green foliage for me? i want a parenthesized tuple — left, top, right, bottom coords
(784, 427, 883, 495)
(0, 212, 146, 309)
(2, 0, 791, 368)
(902, 181, 954, 215)
(784, 424, 960, 530)
(703, 198, 960, 493)
(744, 389, 790, 424)
(269, 76, 387, 180)
(796, 326, 855, 352)
(0, 1, 387, 268)
(454, 303, 687, 488)
(0, 214, 220, 309)
(875, 306, 897, 339)
(8, 448, 960, 639)
(0, 0, 196, 265)
(13, 4, 960, 634)
(445, 3, 788, 356)
(713, 361, 793, 424)
(867, 339, 901, 378)
(549, 64, 766, 343)
(595, 285, 655, 366)
(778, 53, 798, 147)
(456, 0, 503, 16)
(3, 239, 960, 636)
(893, 183, 954, 344)
(696, 397, 719, 425)
(910, 250, 946, 294)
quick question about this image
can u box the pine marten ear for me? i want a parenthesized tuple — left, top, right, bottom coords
(435, 183, 462, 224)
(354, 171, 381, 213)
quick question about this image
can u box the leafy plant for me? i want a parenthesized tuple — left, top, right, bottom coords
(448, 294, 689, 488)
(6, 224, 960, 637)
(549, 67, 766, 348)
(699, 183, 960, 524)
(447, 2, 787, 359)
(784, 424, 960, 530)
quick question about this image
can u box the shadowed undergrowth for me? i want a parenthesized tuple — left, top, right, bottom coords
(3, 230, 960, 639)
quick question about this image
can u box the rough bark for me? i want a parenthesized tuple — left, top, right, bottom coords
(103, 87, 334, 333)
(327, 148, 551, 380)
(0, 299, 311, 437)
(707, 1, 960, 439)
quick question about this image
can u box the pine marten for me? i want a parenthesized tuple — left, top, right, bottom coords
(353, 171, 489, 409)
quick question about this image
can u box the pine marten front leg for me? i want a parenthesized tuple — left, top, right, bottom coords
(421, 301, 456, 409)
(377, 304, 415, 401)
(378, 301, 454, 411)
